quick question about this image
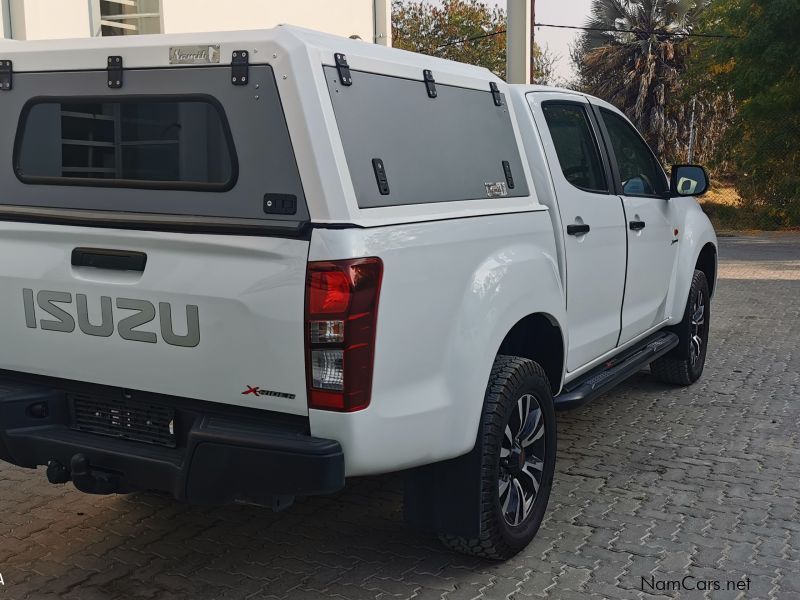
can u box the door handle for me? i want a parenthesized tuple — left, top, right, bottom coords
(567, 223, 591, 236)
(629, 220, 646, 231)
(71, 248, 147, 272)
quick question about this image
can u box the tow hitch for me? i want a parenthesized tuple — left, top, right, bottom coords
(1, 376, 345, 505)
(46, 454, 129, 495)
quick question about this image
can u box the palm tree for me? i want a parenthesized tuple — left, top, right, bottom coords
(573, 0, 704, 157)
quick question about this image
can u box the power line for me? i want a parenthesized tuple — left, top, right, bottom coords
(535, 22, 739, 39)
(433, 23, 738, 50)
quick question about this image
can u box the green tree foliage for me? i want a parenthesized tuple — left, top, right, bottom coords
(572, 0, 704, 159)
(392, 0, 555, 83)
(695, 0, 799, 221)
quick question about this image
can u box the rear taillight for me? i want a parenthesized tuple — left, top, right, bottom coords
(305, 257, 383, 412)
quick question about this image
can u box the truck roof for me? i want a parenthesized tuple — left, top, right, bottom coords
(0, 25, 502, 90)
(515, 84, 583, 95)
(1, 29, 587, 100)
(508, 84, 621, 117)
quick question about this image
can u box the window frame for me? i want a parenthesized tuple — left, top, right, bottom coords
(92, 0, 164, 37)
(13, 93, 240, 192)
(593, 106, 670, 200)
(540, 99, 614, 196)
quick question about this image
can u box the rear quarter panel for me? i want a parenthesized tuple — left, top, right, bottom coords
(308, 211, 566, 477)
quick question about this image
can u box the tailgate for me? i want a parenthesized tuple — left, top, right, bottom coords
(0, 58, 313, 415)
(0, 222, 310, 415)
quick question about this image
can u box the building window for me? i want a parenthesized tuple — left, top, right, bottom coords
(98, 0, 162, 36)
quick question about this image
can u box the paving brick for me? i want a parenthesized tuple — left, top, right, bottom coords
(1, 233, 799, 600)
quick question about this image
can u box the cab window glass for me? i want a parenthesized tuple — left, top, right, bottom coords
(542, 103, 608, 193)
(601, 109, 668, 197)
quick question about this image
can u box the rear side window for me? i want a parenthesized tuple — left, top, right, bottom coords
(325, 67, 529, 208)
(542, 103, 607, 193)
(2, 65, 307, 229)
(16, 98, 235, 190)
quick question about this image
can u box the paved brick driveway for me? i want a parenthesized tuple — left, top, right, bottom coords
(1, 233, 798, 600)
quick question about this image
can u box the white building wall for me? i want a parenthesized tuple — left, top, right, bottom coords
(161, 0, 375, 42)
(2, 1, 390, 44)
(8, 0, 91, 40)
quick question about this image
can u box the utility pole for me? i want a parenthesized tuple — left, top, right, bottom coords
(506, 0, 532, 84)
(1, 0, 12, 38)
(373, 0, 392, 47)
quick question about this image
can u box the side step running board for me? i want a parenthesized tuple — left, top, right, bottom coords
(554, 331, 679, 410)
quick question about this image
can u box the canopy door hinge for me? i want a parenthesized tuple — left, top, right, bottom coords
(107, 56, 123, 89)
(231, 50, 249, 85)
(423, 69, 437, 98)
(0, 60, 12, 91)
(334, 53, 352, 86)
(0, 60, 11, 91)
(490, 82, 503, 106)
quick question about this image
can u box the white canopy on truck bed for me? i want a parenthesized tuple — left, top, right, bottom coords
(0, 26, 542, 229)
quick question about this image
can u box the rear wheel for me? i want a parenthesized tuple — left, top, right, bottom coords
(650, 269, 711, 385)
(439, 355, 556, 560)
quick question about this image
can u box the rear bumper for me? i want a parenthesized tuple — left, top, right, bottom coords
(0, 375, 344, 504)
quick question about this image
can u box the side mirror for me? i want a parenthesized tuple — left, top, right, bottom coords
(670, 165, 709, 197)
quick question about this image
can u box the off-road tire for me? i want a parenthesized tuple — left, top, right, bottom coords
(439, 355, 556, 560)
(650, 269, 711, 386)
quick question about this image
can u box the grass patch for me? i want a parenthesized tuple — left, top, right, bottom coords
(700, 185, 800, 231)
(701, 200, 800, 231)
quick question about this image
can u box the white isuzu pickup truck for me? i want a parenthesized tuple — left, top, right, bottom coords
(0, 27, 717, 559)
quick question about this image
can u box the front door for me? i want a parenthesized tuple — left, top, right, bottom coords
(528, 94, 626, 372)
(595, 107, 678, 345)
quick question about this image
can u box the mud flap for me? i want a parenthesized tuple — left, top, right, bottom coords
(403, 437, 484, 538)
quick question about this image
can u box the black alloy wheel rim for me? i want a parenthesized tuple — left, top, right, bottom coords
(498, 393, 547, 527)
(689, 286, 706, 367)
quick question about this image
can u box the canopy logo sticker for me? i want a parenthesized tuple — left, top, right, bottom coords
(169, 45, 221, 65)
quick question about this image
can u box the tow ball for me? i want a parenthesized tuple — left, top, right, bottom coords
(46, 454, 123, 494)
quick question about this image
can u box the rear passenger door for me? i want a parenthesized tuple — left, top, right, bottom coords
(528, 94, 626, 372)
(595, 107, 678, 345)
